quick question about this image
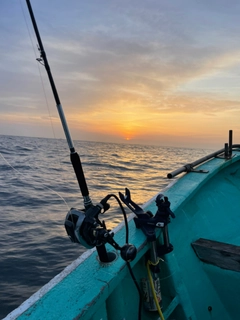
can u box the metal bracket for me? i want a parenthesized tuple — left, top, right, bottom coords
(216, 154, 235, 160)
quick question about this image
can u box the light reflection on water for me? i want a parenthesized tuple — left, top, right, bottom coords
(0, 135, 211, 318)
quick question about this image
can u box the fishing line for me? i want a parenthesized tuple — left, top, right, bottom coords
(19, 0, 38, 58)
(0, 152, 70, 210)
(157, 258, 177, 281)
(20, 0, 58, 139)
(20, 0, 65, 151)
(19, 0, 73, 203)
(159, 270, 177, 281)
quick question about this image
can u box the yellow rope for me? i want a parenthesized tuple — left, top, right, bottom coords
(147, 260, 165, 320)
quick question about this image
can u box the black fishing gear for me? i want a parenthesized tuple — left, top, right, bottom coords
(119, 188, 175, 254)
(119, 188, 175, 317)
(64, 189, 175, 320)
(65, 194, 137, 263)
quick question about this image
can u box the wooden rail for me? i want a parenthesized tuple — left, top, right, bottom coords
(192, 238, 240, 272)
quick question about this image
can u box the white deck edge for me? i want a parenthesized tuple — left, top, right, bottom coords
(4, 247, 96, 319)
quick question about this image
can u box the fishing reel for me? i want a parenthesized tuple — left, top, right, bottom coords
(64, 195, 137, 263)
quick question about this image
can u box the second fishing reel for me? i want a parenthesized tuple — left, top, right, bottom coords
(64, 195, 137, 263)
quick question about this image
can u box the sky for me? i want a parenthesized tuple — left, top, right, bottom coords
(1, 0, 240, 148)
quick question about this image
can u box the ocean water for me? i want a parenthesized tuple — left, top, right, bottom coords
(0, 135, 211, 318)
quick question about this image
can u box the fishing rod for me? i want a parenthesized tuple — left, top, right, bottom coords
(25, 0, 138, 265)
(25, 0, 92, 209)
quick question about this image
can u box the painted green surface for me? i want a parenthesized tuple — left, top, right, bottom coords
(7, 151, 240, 320)
(160, 153, 240, 320)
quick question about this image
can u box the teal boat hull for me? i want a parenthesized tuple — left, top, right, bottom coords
(5, 150, 240, 320)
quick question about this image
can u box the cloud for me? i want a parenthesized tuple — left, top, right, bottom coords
(2, 0, 240, 146)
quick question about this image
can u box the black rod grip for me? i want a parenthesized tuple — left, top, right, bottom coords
(70, 152, 89, 197)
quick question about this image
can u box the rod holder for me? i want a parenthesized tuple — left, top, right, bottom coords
(224, 143, 229, 158)
(229, 130, 233, 156)
(96, 244, 110, 263)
